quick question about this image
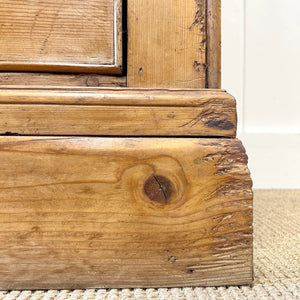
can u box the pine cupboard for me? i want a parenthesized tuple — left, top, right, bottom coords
(0, 0, 253, 289)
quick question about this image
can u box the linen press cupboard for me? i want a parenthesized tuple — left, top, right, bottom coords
(0, 0, 253, 289)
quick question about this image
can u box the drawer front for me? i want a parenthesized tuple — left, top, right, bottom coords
(0, 0, 122, 74)
(0, 137, 252, 289)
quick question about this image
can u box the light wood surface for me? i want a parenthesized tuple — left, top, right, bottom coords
(0, 87, 232, 106)
(0, 0, 253, 290)
(0, 104, 236, 137)
(0, 88, 236, 136)
(207, 0, 221, 88)
(0, 73, 127, 87)
(0, 137, 253, 289)
(0, 0, 122, 74)
(127, 0, 206, 88)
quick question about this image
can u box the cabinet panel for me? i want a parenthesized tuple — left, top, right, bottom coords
(127, 0, 206, 88)
(0, 0, 122, 74)
(127, 0, 221, 89)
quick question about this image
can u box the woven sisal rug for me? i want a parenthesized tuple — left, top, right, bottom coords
(0, 190, 299, 299)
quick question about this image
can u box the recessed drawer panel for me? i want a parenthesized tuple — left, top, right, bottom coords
(0, 0, 122, 74)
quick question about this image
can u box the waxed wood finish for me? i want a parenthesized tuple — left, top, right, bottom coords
(0, 0, 253, 290)
(0, 87, 232, 106)
(0, 73, 127, 88)
(127, 0, 206, 88)
(0, 0, 122, 74)
(0, 137, 253, 289)
(0, 89, 236, 136)
(207, 0, 221, 88)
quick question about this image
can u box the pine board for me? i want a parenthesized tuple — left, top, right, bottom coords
(0, 137, 253, 289)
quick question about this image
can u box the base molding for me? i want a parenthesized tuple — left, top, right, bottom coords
(0, 136, 252, 289)
(0, 88, 236, 137)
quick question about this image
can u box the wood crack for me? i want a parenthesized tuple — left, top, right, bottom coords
(153, 175, 168, 204)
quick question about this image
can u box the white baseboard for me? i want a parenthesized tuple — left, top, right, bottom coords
(237, 133, 300, 189)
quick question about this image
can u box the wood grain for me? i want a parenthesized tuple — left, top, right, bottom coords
(0, 73, 127, 88)
(0, 87, 232, 106)
(0, 137, 253, 289)
(127, 0, 206, 88)
(0, 89, 237, 136)
(0, 0, 122, 74)
(207, 0, 221, 88)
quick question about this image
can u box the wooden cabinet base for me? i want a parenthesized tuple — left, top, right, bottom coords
(0, 88, 237, 137)
(0, 137, 253, 289)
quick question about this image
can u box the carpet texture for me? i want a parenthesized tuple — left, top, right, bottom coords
(0, 190, 299, 300)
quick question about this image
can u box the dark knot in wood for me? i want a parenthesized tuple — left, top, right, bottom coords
(144, 175, 173, 205)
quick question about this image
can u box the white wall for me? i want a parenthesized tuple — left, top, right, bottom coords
(222, 0, 300, 189)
